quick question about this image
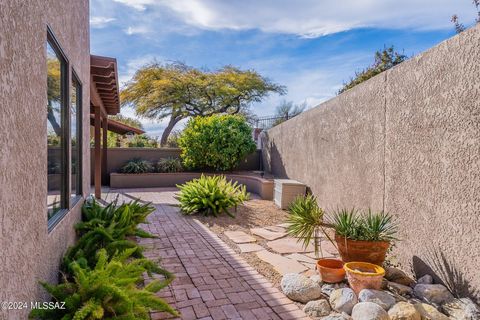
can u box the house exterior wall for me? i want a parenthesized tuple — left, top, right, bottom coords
(0, 1, 90, 319)
(262, 25, 480, 300)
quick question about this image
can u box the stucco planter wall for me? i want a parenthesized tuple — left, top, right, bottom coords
(110, 172, 274, 200)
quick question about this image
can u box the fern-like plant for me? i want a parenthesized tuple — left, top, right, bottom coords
(120, 158, 154, 174)
(30, 249, 178, 320)
(156, 157, 183, 173)
(286, 195, 335, 258)
(176, 175, 249, 217)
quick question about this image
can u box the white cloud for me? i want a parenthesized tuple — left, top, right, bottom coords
(124, 25, 150, 35)
(119, 54, 163, 85)
(90, 16, 116, 28)
(144, 0, 478, 37)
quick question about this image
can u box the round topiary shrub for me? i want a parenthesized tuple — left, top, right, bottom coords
(178, 114, 256, 171)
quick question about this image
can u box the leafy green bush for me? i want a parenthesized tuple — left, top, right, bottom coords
(30, 249, 177, 320)
(332, 209, 398, 242)
(176, 175, 249, 217)
(286, 195, 331, 257)
(156, 157, 183, 173)
(120, 158, 154, 173)
(178, 114, 256, 171)
(63, 197, 156, 272)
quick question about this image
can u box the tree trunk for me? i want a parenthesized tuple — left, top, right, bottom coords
(160, 115, 182, 146)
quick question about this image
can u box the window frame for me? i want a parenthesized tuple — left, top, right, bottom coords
(47, 26, 71, 232)
(71, 70, 83, 207)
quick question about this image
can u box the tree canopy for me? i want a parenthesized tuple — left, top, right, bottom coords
(273, 100, 306, 126)
(120, 62, 285, 145)
(338, 46, 407, 94)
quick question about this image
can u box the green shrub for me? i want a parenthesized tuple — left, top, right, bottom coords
(176, 175, 249, 217)
(178, 114, 256, 171)
(156, 157, 183, 173)
(30, 248, 177, 320)
(332, 209, 398, 242)
(120, 158, 154, 173)
(63, 198, 156, 272)
(286, 195, 333, 257)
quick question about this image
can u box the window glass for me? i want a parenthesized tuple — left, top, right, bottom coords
(71, 76, 81, 202)
(47, 41, 64, 219)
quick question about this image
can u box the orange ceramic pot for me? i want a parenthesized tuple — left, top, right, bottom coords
(316, 258, 346, 283)
(344, 262, 385, 295)
(335, 235, 390, 265)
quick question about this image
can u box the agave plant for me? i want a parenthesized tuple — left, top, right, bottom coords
(176, 175, 249, 217)
(120, 158, 154, 174)
(156, 157, 183, 173)
(286, 195, 335, 258)
(30, 249, 177, 320)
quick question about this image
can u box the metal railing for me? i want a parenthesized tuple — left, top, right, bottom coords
(251, 115, 289, 130)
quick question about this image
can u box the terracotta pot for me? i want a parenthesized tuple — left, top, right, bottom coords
(316, 258, 346, 283)
(335, 234, 390, 265)
(344, 262, 385, 295)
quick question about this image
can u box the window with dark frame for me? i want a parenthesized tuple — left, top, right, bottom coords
(71, 73, 82, 205)
(46, 27, 72, 230)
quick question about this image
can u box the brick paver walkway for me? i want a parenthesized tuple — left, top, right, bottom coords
(109, 188, 309, 320)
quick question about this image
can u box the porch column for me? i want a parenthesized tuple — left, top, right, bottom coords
(94, 107, 102, 199)
(102, 116, 108, 185)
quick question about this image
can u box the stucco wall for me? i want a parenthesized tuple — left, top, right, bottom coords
(0, 1, 90, 319)
(262, 25, 480, 300)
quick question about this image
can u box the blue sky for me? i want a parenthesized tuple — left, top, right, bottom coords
(90, 0, 478, 137)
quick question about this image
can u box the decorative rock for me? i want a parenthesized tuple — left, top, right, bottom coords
(442, 298, 480, 320)
(413, 303, 449, 320)
(329, 288, 358, 315)
(256, 251, 308, 275)
(303, 299, 332, 317)
(351, 302, 389, 320)
(385, 267, 416, 287)
(320, 313, 351, 320)
(310, 274, 322, 285)
(417, 274, 433, 285)
(359, 289, 396, 310)
(267, 237, 315, 253)
(224, 231, 256, 243)
(322, 283, 348, 297)
(388, 302, 421, 320)
(281, 273, 322, 303)
(251, 227, 286, 240)
(388, 281, 414, 296)
(413, 284, 454, 305)
(236, 243, 264, 253)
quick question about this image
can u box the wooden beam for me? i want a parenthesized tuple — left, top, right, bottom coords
(102, 117, 108, 185)
(94, 107, 102, 199)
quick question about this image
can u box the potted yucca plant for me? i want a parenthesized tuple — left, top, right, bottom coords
(286, 195, 345, 283)
(332, 209, 398, 266)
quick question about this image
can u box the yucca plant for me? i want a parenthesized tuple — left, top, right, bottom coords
(120, 158, 154, 174)
(156, 157, 183, 173)
(30, 249, 178, 320)
(176, 175, 249, 217)
(286, 195, 335, 258)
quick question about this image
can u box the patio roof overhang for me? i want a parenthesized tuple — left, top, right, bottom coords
(90, 55, 120, 115)
(88, 114, 145, 135)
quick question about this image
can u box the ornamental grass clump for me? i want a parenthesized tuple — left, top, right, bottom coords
(30, 249, 177, 320)
(156, 157, 183, 173)
(176, 175, 249, 217)
(120, 158, 154, 174)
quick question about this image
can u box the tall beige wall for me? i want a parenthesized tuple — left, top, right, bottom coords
(262, 25, 480, 300)
(0, 1, 90, 319)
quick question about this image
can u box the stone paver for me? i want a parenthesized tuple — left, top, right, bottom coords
(251, 227, 287, 240)
(267, 237, 315, 254)
(286, 253, 317, 264)
(256, 251, 308, 275)
(265, 226, 287, 233)
(224, 230, 256, 243)
(237, 243, 265, 253)
(108, 188, 310, 320)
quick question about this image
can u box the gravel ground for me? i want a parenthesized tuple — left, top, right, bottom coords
(193, 198, 291, 288)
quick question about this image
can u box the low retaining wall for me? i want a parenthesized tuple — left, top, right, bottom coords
(110, 172, 274, 200)
(262, 25, 480, 300)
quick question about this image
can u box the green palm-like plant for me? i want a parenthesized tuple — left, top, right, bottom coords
(362, 209, 398, 241)
(176, 175, 249, 217)
(286, 195, 335, 258)
(30, 249, 178, 320)
(120, 158, 154, 174)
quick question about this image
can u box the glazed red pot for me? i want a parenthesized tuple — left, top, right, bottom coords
(316, 258, 346, 283)
(335, 234, 390, 265)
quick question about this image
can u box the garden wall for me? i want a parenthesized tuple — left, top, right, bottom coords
(90, 148, 261, 183)
(262, 25, 480, 301)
